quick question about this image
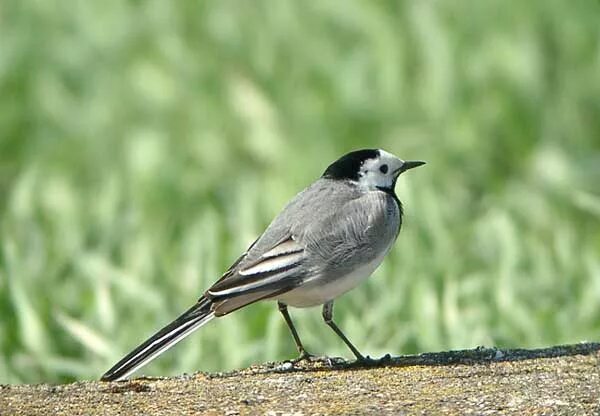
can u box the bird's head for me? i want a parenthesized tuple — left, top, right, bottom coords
(322, 148, 425, 192)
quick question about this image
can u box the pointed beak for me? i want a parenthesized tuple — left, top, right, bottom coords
(395, 160, 426, 174)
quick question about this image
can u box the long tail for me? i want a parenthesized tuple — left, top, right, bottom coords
(101, 297, 215, 381)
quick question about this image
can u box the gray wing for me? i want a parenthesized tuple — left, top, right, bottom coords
(206, 179, 391, 314)
(298, 190, 399, 279)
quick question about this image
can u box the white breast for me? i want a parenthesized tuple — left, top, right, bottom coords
(277, 246, 392, 308)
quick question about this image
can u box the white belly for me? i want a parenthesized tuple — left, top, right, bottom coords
(276, 247, 390, 308)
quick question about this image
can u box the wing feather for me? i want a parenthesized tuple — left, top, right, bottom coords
(207, 236, 305, 297)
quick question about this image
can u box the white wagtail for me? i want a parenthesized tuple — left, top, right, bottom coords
(101, 149, 424, 381)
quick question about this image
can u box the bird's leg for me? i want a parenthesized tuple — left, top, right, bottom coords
(277, 301, 313, 361)
(322, 301, 365, 361)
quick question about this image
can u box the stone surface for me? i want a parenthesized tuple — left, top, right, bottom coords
(1, 343, 599, 415)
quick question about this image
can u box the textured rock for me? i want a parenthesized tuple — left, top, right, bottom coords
(1, 343, 599, 415)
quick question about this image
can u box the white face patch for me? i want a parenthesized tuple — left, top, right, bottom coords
(357, 150, 404, 190)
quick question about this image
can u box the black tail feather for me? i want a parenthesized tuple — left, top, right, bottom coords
(101, 298, 214, 381)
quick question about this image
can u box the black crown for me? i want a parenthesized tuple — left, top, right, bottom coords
(322, 149, 380, 181)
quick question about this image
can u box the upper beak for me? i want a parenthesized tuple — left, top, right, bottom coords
(396, 160, 426, 174)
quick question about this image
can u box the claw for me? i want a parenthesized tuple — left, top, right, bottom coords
(291, 350, 316, 363)
(290, 352, 349, 367)
(354, 353, 392, 366)
(356, 355, 376, 365)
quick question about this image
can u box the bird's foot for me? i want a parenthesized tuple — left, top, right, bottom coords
(290, 352, 348, 367)
(291, 350, 316, 363)
(355, 353, 392, 366)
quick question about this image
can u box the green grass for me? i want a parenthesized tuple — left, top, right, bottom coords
(1, 0, 599, 384)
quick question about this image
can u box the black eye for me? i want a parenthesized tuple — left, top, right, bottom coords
(379, 164, 388, 174)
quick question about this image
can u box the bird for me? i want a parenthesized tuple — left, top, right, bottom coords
(101, 148, 425, 381)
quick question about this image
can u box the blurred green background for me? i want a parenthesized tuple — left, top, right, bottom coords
(1, 0, 600, 384)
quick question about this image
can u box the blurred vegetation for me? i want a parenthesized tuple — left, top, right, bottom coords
(1, 0, 599, 384)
